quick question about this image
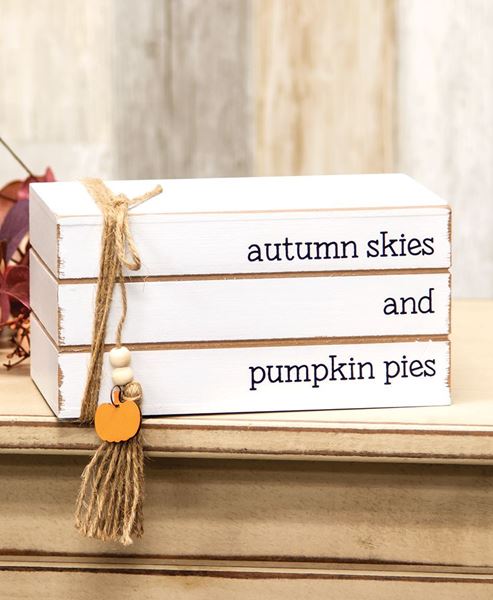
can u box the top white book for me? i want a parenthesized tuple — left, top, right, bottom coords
(30, 174, 451, 279)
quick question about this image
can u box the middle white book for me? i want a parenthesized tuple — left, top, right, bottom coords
(31, 250, 450, 347)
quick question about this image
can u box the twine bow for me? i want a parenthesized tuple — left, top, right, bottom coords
(75, 178, 162, 545)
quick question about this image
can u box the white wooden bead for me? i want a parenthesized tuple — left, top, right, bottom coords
(109, 346, 131, 368)
(111, 366, 134, 386)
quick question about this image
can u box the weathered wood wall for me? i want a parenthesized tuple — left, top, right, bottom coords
(0, 0, 115, 178)
(253, 0, 394, 175)
(396, 0, 493, 298)
(0, 0, 491, 296)
(0, 0, 252, 180)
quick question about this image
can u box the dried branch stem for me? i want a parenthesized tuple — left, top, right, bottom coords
(0, 136, 34, 177)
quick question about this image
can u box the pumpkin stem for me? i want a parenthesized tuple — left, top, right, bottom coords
(111, 386, 122, 407)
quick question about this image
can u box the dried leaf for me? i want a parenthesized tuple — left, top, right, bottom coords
(2, 311, 30, 368)
(0, 167, 55, 230)
(0, 138, 54, 368)
(17, 167, 55, 201)
(0, 180, 21, 225)
(0, 199, 29, 262)
(0, 247, 29, 323)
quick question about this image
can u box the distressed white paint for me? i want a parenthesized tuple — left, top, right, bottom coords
(30, 175, 450, 279)
(31, 175, 448, 218)
(30, 316, 450, 419)
(396, 0, 493, 297)
(30, 251, 450, 347)
(52, 212, 449, 279)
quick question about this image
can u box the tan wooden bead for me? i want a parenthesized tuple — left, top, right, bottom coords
(109, 346, 131, 368)
(111, 366, 134, 386)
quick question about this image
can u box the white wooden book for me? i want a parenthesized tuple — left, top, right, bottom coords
(30, 174, 451, 279)
(30, 250, 450, 347)
(28, 174, 452, 417)
(31, 316, 451, 419)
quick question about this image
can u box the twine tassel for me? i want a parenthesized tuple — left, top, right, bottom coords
(75, 430, 144, 545)
(75, 180, 161, 545)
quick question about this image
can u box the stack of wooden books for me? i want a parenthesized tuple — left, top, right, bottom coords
(29, 174, 451, 418)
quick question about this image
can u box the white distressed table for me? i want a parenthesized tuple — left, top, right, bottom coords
(0, 299, 492, 599)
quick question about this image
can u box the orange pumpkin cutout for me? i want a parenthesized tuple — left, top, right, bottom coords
(95, 386, 142, 443)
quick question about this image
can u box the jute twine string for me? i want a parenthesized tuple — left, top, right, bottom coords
(78, 179, 162, 424)
(75, 178, 162, 545)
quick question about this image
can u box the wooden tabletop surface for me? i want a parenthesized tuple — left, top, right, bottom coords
(0, 299, 492, 463)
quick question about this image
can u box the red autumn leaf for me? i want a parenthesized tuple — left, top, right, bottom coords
(0, 180, 21, 224)
(0, 246, 29, 324)
(0, 167, 55, 227)
(0, 179, 22, 202)
(0, 138, 51, 366)
(0, 167, 55, 261)
(0, 266, 29, 322)
(0, 199, 29, 262)
(17, 167, 55, 201)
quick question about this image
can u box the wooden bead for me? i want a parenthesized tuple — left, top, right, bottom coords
(111, 366, 134, 386)
(109, 346, 131, 368)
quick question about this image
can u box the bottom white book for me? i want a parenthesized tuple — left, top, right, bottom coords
(31, 315, 451, 419)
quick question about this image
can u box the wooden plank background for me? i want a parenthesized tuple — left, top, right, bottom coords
(253, 0, 394, 175)
(0, 0, 491, 297)
(396, 0, 493, 298)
